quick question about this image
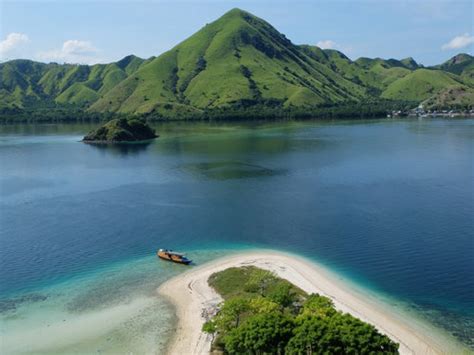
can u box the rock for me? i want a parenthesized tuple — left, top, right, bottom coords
(83, 118, 158, 143)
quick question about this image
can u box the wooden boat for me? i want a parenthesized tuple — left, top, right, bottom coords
(157, 249, 192, 265)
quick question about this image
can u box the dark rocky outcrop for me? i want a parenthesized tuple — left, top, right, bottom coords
(83, 118, 158, 143)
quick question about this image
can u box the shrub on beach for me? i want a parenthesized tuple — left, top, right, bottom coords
(203, 266, 399, 354)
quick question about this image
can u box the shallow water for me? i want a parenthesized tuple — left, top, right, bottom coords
(0, 119, 473, 352)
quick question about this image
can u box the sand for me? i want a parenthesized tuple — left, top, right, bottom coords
(1, 296, 157, 353)
(158, 250, 455, 355)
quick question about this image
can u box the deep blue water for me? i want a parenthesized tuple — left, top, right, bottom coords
(0, 119, 473, 350)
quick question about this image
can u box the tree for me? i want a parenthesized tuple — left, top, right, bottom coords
(327, 312, 399, 354)
(206, 266, 400, 355)
(285, 314, 331, 354)
(299, 293, 336, 318)
(267, 282, 297, 308)
(223, 312, 294, 354)
(286, 312, 399, 354)
(248, 296, 280, 313)
(214, 298, 250, 331)
(244, 269, 275, 295)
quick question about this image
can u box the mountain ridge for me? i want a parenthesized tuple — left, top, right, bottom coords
(1, 8, 473, 120)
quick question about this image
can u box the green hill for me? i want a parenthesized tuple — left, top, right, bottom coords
(1, 8, 472, 120)
(381, 69, 469, 101)
(422, 86, 474, 109)
(297, 49, 424, 98)
(432, 53, 474, 88)
(434, 53, 474, 76)
(90, 8, 366, 116)
(0, 56, 147, 110)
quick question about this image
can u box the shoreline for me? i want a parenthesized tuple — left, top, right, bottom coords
(81, 137, 158, 144)
(158, 250, 462, 355)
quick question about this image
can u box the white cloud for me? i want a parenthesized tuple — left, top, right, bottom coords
(441, 33, 474, 51)
(316, 40, 337, 50)
(0, 33, 29, 57)
(316, 40, 353, 57)
(37, 40, 102, 64)
(62, 40, 97, 56)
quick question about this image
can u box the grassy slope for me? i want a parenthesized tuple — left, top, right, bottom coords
(208, 266, 305, 300)
(1, 9, 472, 116)
(422, 86, 474, 108)
(324, 52, 412, 92)
(0, 56, 146, 109)
(300, 48, 420, 98)
(400, 57, 419, 70)
(422, 55, 474, 108)
(0, 60, 47, 108)
(381, 68, 471, 101)
(90, 8, 366, 115)
(434, 53, 474, 76)
(432, 53, 474, 88)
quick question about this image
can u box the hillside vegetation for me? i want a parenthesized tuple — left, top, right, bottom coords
(0, 55, 148, 110)
(82, 118, 157, 142)
(204, 266, 399, 354)
(1, 8, 473, 121)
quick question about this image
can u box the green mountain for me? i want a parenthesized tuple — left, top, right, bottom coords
(1, 8, 473, 120)
(422, 86, 474, 108)
(90, 8, 366, 116)
(400, 57, 420, 70)
(315, 52, 413, 96)
(381, 54, 474, 107)
(381, 69, 468, 101)
(434, 53, 474, 76)
(0, 55, 147, 109)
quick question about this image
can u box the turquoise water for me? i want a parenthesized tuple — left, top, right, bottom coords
(0, 119, 473, 352)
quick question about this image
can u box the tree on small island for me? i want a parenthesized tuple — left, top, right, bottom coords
(204, 266, 399, 354)
(82, 118, 158, 143)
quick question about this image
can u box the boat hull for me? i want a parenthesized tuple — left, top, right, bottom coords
(157, 252, 192, 265)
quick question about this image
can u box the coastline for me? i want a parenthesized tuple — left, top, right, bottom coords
(158, 250, 462, 355)
(81, 137, 158, 144)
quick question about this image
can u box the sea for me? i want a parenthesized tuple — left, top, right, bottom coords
(0, 118, 473, 353)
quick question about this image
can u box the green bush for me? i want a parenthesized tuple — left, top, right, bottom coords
(224, 312, 294, 354)
(207, 266, 399, 354)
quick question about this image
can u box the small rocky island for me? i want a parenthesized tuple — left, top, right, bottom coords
(83, 118, 158, 143)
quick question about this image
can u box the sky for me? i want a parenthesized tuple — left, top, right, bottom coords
(0, 0, 473, 66)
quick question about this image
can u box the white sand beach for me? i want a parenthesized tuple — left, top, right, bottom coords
(158, 250, 457, 355)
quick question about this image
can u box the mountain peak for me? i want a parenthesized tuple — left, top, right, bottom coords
(223, 7, 267, 20)
(115, 54, 145, 74)
(180, 7, 292, 61)
(400, 57, 419, 70)
(6, 8, 467, 117)
(217, 8, 269, 30)
(447, 53, 472, 64)
(117, 55, 138, 67)
(222, 7, 249, 17)
(88, 7, 367, 115)
(435, 52, 474, 75)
